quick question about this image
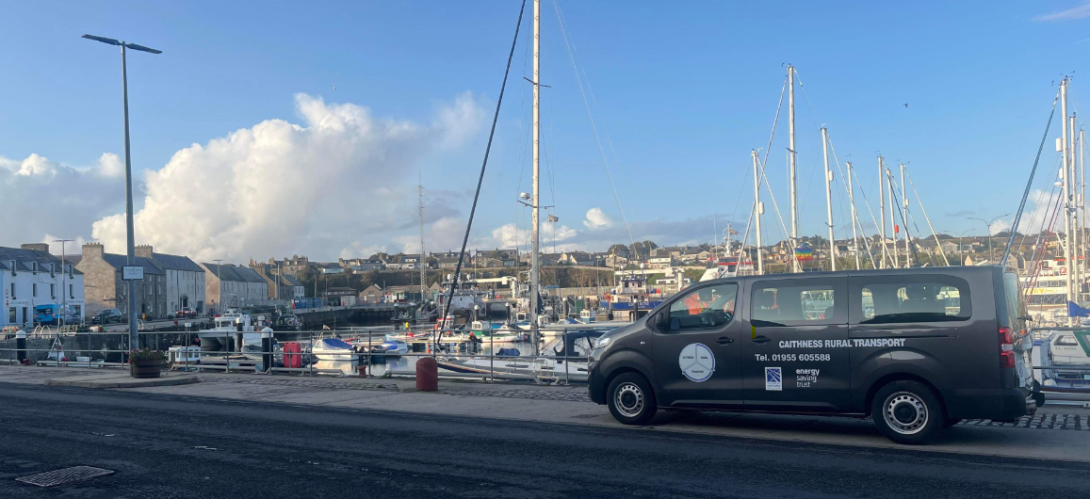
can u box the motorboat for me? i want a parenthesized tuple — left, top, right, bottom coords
(436, 329, 607, 382)
(370, 339, 409, 355)
(311, 338, 356, 361)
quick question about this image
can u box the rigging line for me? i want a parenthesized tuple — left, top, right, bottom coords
(904, 171, 950, 266)
(1000, 88, 1061, 267)
(551, 0, 637, 258)
(887, 173, 921, 265)
(849, 164, 886, 249)
(439, 0, 526, 341)
(740, 78, 789, 237)
(579, 65, 644, 224)
(825, 133, 877, 268)
(1026, 186, 1063, 298)
(1015, 153, 1062, 257)
(514, 17, 532, 255)
(759, 153, 794, 246)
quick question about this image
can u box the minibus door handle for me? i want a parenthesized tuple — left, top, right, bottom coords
(752, 335, 771, 344)
(716, 336, 734, 345)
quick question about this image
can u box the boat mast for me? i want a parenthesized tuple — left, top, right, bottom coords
(1062, 78, 1074, 322)
(1072, 113, 1080, 301)
(888, 167, 899, 268)
(901, 163, 910, 267)
(821, 127, 835, 271)
(1082, 126, 1087, 300)
(530, 0, 541, 334)
(418, 174, 427, 303)
(752, 149, 764, 275)
(847, 161, 862, 269)
(788, 65, 799, 273)
(878, 155, 887, 268)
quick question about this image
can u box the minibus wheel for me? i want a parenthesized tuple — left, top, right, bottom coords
(607, 373, 657, 425)
(871, 380, 945, 444)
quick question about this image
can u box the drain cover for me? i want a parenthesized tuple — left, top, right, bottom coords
(16, 466, 114, 487)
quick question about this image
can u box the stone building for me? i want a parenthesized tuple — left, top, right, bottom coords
(265, 255, 310, 278)
(76, 243, 166, 319)
(134, 245, 206, 315)
(250, 262, 302, 301)
(200, 263, 268, 311)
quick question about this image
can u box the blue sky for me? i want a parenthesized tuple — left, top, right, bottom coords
(0, 1, 1088, 261)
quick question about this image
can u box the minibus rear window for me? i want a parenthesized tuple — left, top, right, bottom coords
(858, 276, 971, 324)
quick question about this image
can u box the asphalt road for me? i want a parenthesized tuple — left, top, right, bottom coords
(0, 384, 1086, 499)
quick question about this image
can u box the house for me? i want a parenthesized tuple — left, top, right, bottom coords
(267, 255, 310, 278)
(249, 262, 301, 301)
(0, 244, 86, 329)
(359, 284, 384, 304)
(76, 243, 166, 319)
(199, 263, 268, 311)
(282, 274, 305, 299)
(647, 256, 675, 269)
(339, 258, 384, 272)
(436, 257, 463, 270)
(135, 245, 205, 316)
(386, 254, 422, 270)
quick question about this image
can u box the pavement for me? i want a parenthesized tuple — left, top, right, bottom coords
(0, 365, 1088, 466)
(0, 381, 1088, 498)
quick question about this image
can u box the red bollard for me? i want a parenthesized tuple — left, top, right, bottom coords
(416, 357, 438, 392)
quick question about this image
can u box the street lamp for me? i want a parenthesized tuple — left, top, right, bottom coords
(967, 214, 1010, 264)
(955, 229, 974, 266)
(53, 239, 73, 327)
(83, 34, 161, 352)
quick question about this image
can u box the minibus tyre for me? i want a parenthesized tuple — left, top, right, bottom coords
(871, 380, 944, 445)
(607, 373, 656, 425)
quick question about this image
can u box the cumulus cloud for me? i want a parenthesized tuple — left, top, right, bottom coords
(91, 93, 485, 262)
(0, 153, 131, 250)
(1035, 2, 1090, 22)
(583, 207, 613, 229)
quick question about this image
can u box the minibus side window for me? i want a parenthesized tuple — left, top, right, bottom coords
(665, 284, 738, 331)
(857, 275, 971, 324)
(751, 281, 839, 327)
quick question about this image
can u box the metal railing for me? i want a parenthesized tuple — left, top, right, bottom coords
(0, 322, 628, 385)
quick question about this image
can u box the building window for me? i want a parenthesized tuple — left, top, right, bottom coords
(70, 284, 74, 299)
(32, 283, 37, 297)
(10, 283, 14, 299)
(50, 284, 55, 299)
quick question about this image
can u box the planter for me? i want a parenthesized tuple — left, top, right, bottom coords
(130, 359, 162, 379)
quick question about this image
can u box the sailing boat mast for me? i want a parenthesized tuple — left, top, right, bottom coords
(530, 0, 541, 332)
(888, 167, 899, 268)
(1062, 78, 1074, 323)
(418, 175, 427, 302)
(879, 155, 888, 268)
(901, 163, 910, 267)
(821, 127, 835, 271)
(752, 149, 764, 275)
(847, 161, 862, 270)
(788, 65, 799, 272)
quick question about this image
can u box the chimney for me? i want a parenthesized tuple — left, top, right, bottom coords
(20, 243, 49, 253)
(82, 243, 105, 260)
(135, 245, 153, 259)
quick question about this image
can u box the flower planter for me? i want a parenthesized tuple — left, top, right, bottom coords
(130, 359, 162, 379)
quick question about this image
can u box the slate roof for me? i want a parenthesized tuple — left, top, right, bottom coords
(203, 264, 267, 283)
(0, 246, 83, 274)
(152, 252, 204, 272)
(281, 274, 303, 286)
(101, 254, 164, 275)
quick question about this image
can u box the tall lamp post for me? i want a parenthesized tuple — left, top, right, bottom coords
(53, 239, 73, 327)
(955, 229, 974, 266)
(968, 214, 1009, 264)
(82, 34, 161, 354)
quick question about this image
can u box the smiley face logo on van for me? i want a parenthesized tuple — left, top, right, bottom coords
(679, 343, 715, 382)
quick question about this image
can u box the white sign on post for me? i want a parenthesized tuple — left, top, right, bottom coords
(122, 265, 144, 281)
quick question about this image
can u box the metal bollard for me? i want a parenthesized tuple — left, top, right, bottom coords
(261, 327, 274, 374)
(16, 329, 27, 365)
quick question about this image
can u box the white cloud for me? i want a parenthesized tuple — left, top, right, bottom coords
(41, 234, 89, 256)
(583, 207, 613, 229)
(1035, 2, 1090, 22)
(97, 153, 124, 177)
(0, 153, 130, 250)
(90, 93, 485, 263)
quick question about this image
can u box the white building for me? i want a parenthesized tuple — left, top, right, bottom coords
(135, 246, 206, 315)
(0, 244, 85, 329)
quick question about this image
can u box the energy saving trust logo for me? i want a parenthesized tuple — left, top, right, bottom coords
(679, 343, 715, 382)
(765, 367, 782, 391)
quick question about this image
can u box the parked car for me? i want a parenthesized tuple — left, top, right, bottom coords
(588, 266, 1041, 445)
(175, 307, 197, 319)
(92, 309, 123, 324)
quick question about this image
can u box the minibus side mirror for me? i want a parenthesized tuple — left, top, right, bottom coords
(669, 317, 681, 332)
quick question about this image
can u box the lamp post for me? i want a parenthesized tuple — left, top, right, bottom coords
(53, 239, 73, 327)
(967, 214, 1009, 264)
(955, 229, 974, 266)
(83, 34, 161, 353)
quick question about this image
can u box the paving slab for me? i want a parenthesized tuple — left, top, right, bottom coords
(44, 372, 198, 389)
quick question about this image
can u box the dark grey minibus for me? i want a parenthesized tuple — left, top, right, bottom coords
(587, 267, 1042, 444)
